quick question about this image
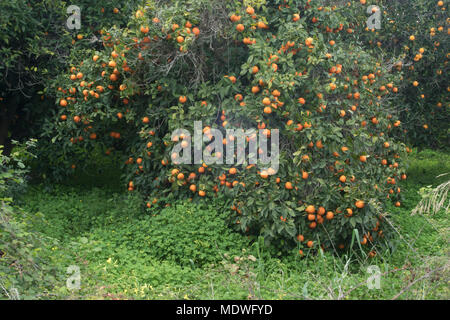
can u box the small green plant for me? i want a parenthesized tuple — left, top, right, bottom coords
(0, 140, 65, 299)
(143, 201, 250, 267)
(0, 139, 36, 199)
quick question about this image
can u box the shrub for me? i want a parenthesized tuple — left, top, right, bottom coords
(0, 140, 36, 199)
(0, 141, 62, 299)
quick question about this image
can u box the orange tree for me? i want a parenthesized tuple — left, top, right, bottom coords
(48, 0, 410, 255)
(0, 0, 141, 156)
(358, 0, 449, 148)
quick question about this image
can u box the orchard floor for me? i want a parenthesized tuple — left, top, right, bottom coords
(16, 149, 450, 299)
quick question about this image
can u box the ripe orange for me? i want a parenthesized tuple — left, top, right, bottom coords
(302, 171, 308, 179)
(246, 6, 255, 15)
(355, 200, 365, 209)
(251, 86, 260, 94)
(263, 106, 272, 114)
(305, 205, 315, 214)
(230, 14, 241, 22)
(317, 207, 325, 215)
(262, 97, 271, 105)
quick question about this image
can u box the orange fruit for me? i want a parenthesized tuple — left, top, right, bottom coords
(305, 205, 315, 214)
(246, 6, 255, 15)
(236, 24, 245, 32)
(263, 106, 272, 114)
(305, 37, 313, 46)
(355, 200, 365, 208)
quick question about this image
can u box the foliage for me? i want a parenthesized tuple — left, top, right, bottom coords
(0, 0, 142, 155)
(0, 142, 64, 299)
(360, 0, 449, 148)
(139, 201, 249, 266)
(0, 139, 36, 199)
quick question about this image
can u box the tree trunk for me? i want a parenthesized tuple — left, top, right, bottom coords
(0, 99, 17, 156)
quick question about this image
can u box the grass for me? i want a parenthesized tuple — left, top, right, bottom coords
(8, 149, 450, 300)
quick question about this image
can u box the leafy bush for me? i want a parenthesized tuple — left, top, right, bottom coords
(0, 140, 36, 199)
(145, 201, 249, 266)
(0, 202, 63, 299)
(0, 141, 63, 299)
